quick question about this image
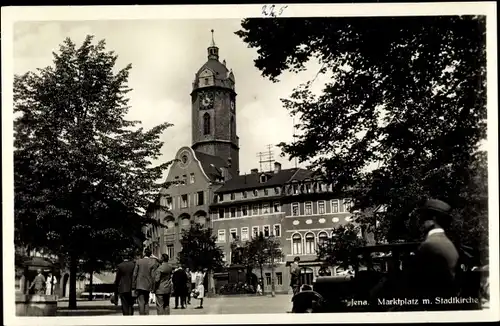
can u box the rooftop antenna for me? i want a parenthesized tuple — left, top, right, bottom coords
(257, 145, 274, 172)
(292, 118, 298, 168)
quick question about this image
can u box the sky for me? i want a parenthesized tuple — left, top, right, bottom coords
(13, 19, 331, 176)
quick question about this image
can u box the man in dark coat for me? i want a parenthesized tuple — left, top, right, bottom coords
(30, 269, 46, 295)
(154, 254, 174, 315)
(408, 199, 459, 310)
(114, 252, 137, 315)
(172, 266, 188, 309)
(290, 256, 302, 296)
(132, 248, 158, 315)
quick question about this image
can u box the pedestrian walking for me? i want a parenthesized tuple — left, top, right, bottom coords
(154, 254, 174, 315)
(149, 253, 161, 304)
(114, 251, 137, 315)
(185, 268, 192, 304)
(193, 269, 207, 309)
(172, 266, 188, 309)
(407, 199, 459, 310)
(190, 268, 197, 299)
(132, 248, 158, 315)
(290, 256, 302, 296)
(30, 269, 46, 295)
(256, 280, 263, 295)
(45, 272, 57, 295)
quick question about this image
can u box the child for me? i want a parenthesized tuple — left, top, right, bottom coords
(193, 270, 205, 309)
(256, 280, 263, 295)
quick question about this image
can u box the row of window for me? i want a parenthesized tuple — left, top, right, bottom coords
(291, 231, 338, 255)
(291, 199, 352, 216)
(214, 187, 281, 203)
(264, 272, 283, 286)
(173, 173, 196, 185)
(159, 191, 205, 210)
(215, 181, 340, 203)
(217, 224, 282, 243)
(213, 201, 282, 219)
(163, 215, 207, 231)
(222, 249, 284, 264)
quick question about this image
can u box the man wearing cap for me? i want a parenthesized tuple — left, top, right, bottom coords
(290, 256, 302, 296)
(409, 199, 459, 309)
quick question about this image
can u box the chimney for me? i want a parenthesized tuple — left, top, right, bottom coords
(274, 162, 282, 174)
(223, 59, 227, 66)
(251, 168, 259, 174)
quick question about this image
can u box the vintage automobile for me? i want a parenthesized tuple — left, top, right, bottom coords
(291, 242, 484, 313)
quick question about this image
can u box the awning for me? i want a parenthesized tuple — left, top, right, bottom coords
(87, 272, 116, 285)
(285, 255, 322, 266)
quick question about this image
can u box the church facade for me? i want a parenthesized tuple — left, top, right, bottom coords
(144, 32, 364, 294)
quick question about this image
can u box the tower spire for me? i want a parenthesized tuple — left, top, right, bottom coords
(210, 29, 216, 47)
(207, 29, 219, 61)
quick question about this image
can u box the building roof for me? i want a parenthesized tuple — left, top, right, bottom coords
(215, 168, 309, 194)
(196, 59, 229, 81)
(193, 150, 227, 182)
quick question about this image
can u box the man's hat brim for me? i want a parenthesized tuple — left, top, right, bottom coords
(419, 199, 452, 216)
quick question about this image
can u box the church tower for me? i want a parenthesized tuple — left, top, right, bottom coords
(191, 30, 239, 177)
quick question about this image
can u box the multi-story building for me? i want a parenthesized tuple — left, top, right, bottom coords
(209, 163, 355, 293)
(143, 32, 238, 261)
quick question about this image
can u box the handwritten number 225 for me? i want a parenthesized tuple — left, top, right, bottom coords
(262, 5, 288, 17)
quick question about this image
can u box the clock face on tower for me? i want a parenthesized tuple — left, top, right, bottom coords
(230, 99, 235, 112)
(199, 91, 214, 110)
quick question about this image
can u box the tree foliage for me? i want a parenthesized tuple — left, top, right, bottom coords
(317, 223, 366, 269)
(14, 35, 172, 307)
(236, 17, 487, 255)
(239, 233, 284, 293)
(178, 223, 225, 271)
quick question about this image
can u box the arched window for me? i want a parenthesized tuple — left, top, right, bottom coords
(181, 217, 191, 229)
(230, 116, 235, 138)
(165, 218, 175, 230)
(292, 233, 302, 255)
(318, 231, 328, 246)
(305, 232, 315, 254)
(203, 113, 210, 135)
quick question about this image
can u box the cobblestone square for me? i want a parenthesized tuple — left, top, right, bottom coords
(57, 295, 292, 316)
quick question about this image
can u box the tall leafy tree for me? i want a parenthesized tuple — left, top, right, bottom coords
(14, 35, 172, 308)
(178, 223, 225, 272)
(317, 223, 366, 270)
(243, 233, 284, 295)
(236, 17, 487, 253)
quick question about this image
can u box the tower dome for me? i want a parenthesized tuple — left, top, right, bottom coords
(192, 29, 235, 91)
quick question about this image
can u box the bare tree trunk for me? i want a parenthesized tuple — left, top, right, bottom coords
(88, 268, 94, 301)
(68, 253, 78, 309)
(259, 265, 264, 295)
(271, 254, 276, 297)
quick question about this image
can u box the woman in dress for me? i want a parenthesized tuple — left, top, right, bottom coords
(194, 269, 206, 309)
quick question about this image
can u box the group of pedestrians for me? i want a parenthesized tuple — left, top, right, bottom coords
(28, 269, 57, 295)
(114, 247, 208, 315)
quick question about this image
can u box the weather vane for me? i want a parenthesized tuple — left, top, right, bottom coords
(210, 29, 215, 46)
